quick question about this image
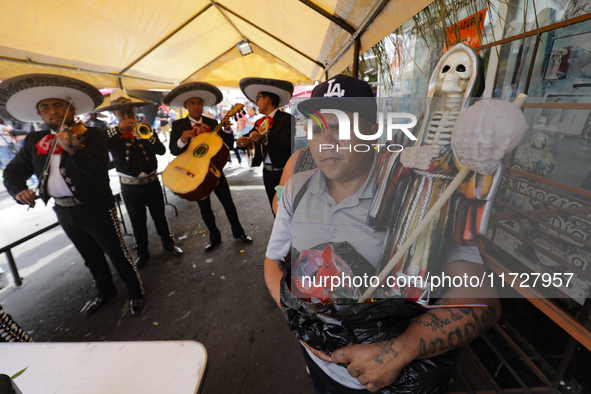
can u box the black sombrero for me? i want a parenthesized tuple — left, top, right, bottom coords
(0, 73, 103, 122)
(239, 77, 294, 107)
(162, 82, 223, 108)
(95, 89, 156, 112)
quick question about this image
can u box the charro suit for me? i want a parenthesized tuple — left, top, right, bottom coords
(106, 126, 176, 259)
(169, 116, 246, 242)
(251, 109, 293, 206)
(3, 127, 143, 300)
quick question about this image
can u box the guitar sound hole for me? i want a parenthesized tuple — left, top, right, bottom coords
(193, 144, 209, 158)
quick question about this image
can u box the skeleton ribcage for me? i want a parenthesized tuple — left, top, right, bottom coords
(423, 109, 460, 161)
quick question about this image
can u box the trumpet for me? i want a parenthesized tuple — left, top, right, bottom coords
(132, 122, 153, 139)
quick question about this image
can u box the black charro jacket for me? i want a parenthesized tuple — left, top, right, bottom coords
(169, 116, 220, 157)
(3, 127, 113, 204)
(105, 126, 165, 177)
(251, 109, 293, 169)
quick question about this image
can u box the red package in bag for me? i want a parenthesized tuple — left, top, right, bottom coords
(291, 245, 353, 303)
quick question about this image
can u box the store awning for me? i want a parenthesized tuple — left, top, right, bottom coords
(0, 0, 434, 89)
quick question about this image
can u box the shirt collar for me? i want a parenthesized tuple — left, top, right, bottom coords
(267, 108, 279, 118)
(188, 115, 202, 124)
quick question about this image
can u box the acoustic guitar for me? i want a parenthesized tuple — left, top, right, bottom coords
(162, 104, 244, 201)
(246, 116, 274, 167)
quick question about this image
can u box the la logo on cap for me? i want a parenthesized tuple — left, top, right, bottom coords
(324, 79, 345, 97)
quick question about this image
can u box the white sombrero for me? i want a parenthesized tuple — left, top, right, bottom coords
(239, 77, 294, 107)
(94, 89, 156, 112)
(162, 82, 223, 108)
(0, 73, 103, 122)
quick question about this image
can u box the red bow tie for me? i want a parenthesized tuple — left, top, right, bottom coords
(119, 128, 136, 139)
(35, 134, 63, 155)
(192, 123, 211, 136)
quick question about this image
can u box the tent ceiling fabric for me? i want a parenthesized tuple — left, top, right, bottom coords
(0, 0, 434, 90)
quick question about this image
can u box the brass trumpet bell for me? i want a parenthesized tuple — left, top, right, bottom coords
(133, 122, 153, 139)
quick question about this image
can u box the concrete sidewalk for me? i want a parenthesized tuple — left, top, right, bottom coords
(0, 158, 315, 393)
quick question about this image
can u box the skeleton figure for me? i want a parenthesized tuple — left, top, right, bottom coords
(423, 51, 473, 161)
(513, 132, 555, 177)
(373, 44, 494, 302)
(401, 49, 477, 170)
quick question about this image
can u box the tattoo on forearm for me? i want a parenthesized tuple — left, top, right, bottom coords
(410, 309, 462, 334)
(419, 337, 445, 356)
(415, 305, 498, 358)
(450, 309, 464, 321)
(373, 340, 399, 365)
(447, 327, 464, 347)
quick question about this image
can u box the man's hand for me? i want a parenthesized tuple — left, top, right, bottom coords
(329, 262, 499, 392)
(302, 342, 332, 363)
(236, 136, 251, 148)
(56, 131, 83, 155)
(180, 129, 195, 144)
(331, 341, 412, 392)
(250, 131, 267, 144)
(16, 189, 40, 207)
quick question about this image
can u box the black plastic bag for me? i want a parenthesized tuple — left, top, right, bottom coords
(381, 352, 460, 394)
(280, 241, 459, 393)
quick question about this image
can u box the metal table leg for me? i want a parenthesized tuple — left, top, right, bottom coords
(5, 250, 23, 287)
(159, 173, 178, 217)
(114, 193, 132, 236)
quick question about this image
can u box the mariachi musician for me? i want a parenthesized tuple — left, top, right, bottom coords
(237, 78, 294, 211)
(96, 89, 183, 269)
(163, 82, 252, 252)
(1, 74, 144, 316)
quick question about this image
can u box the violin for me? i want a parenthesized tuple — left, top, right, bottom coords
(58, 120, 87, 151)
(60, 120, 88, 135)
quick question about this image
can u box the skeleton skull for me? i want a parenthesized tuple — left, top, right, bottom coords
(439, 51, 473, 94)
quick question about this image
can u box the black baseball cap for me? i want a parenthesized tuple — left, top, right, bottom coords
(297, 74, 377, 123)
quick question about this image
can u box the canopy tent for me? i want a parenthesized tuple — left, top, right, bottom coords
(0, 0, 434, 90)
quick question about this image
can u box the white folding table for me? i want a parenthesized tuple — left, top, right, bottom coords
(0, 341, 207, 393)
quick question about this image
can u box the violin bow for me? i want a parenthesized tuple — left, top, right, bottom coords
(29, 97, 74, 210)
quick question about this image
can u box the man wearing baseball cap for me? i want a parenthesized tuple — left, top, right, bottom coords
(264, 74, 499, 392)
(1, 74, 144, 317)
